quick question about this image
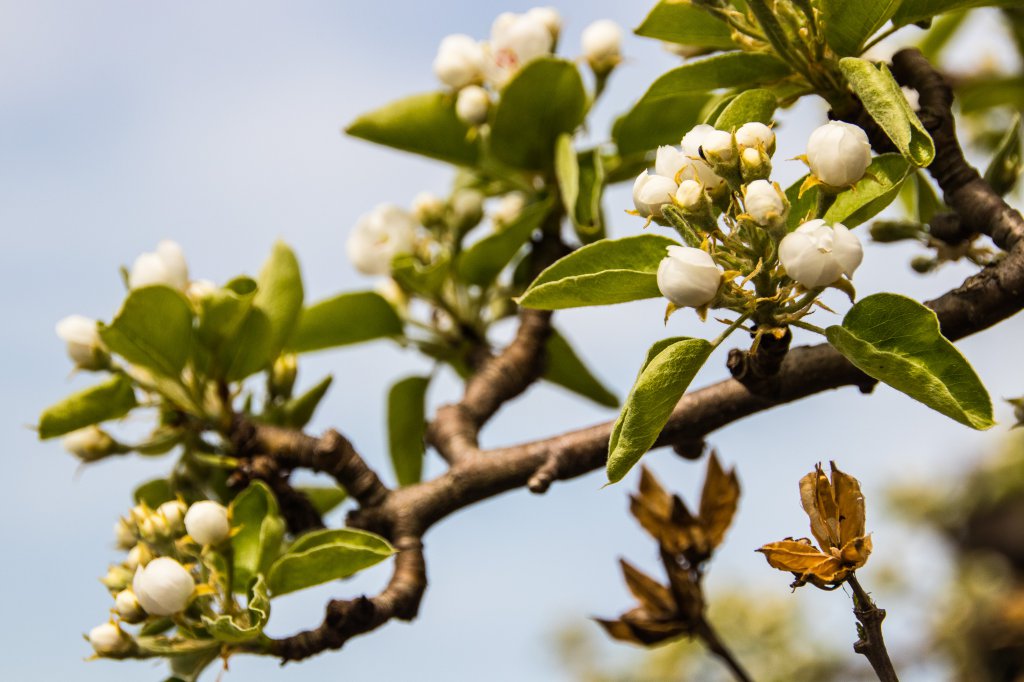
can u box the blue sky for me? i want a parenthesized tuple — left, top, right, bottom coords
(2, 1, 1022, 680)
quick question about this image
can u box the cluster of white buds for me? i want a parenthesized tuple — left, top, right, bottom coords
(128, 240, 189, 291)
(55, 314, 108, 370)
(346, 204, 420, 276)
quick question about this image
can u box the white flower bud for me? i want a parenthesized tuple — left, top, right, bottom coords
(56, 314, 106, 370)
(735, 122, 775, 155)
(186, 278, 217, 301)
(655, 146, 689, 181)
(581, 19, 622, 70)
(114, 589, 146, 623)
(89, 622, 133, 657)
(62, 426, 117, 462)
(674, 179, 705, 211)
(433, 34, 485, 89)
(806, 121, 872, 187)
(129, 240, 189, 290)
(184, 500, 230, 545)
(133, 558, 194, 616)
(701, 129, 735, 163)
(740, 146, 771, 182)
(657, 246, 722, 308)
(455, 85, 490, 126)
(114, 518, 136, 550)
(157, 500, 187, 533)
(681, 124, 716, 157)
(346, 204, 418, 276)
(411, 192, 446, 226)
(525, 6, 561, 39)
(633, 172, 678, 218)
(492, 192, 526, 228)
(743, 180, 788, 227)
(101, 564, 134, 592)
(124, 543, 153, 571)
(779, 219, 863, 288)
(486, 11, 553, 86)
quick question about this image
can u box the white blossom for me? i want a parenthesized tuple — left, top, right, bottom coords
(675, 179, 705, 211)
(411, 192, 445, 225)
(486, 11, 553, 86)
(633, 172, 678, 218)
(433, 34, 485, 89)
(779, 219, 863, 288)
(129, 240, 189, 290)
(806, 121, 872, 187)
(580, 19, 622, 68)
(657, 246, 722, 308)
(184, 500, 230, 545)
(157, 500, 187, 533)
(677, 125, 726, 190)
(56, 314, 105, 369)
(681, 124, 716, 157)
(133, 558, 194, 616)
(455, 85, 490, 125)
(743, 180, 788, 226)
(114, 518, 136, 550)
(655, 146, 689, 181)
(701, 129, 735, 163)
(114, 589, 146, 623)
(62, 426, 115, 462)
(346, 204, 418, 276)
(735, 122, 775, 155)
(525, 6, 561, 39)
(89, 622, 132, 657)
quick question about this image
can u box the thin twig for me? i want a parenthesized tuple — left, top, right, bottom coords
(847, 574, 899, 682)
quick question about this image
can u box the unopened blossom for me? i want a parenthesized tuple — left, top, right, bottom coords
(740, 146, 771, 182)
(743, 180, 788, 227)
(701, 129, 735, 164)
(346, 204, 418, 276)
(129, 240, 189, 290)
(124, 544, 152, 571)
(56, 314, 106, 370)
(678, 125, 726, 190)
(487, 11, 553, 86)
(735, 122, 775, 155)
(806, 121, 872, 187)
(525, 6, 561, 39)
(681, 124, 716, 157)
(133, 557, 194, 616)
(657, 246, 722, 308)
(655, 145, 689, 181)
(157, 500, 187, 534)
(779, 219, 863, 288)
(114, 589, 146, 623)
(455, 85, 490, 125)
(433, 34, 485, 89)
(633, 172, 678, 218)
(411, 192, 445, 226)
(114, 518, 136, 550)
(184, 500, 230, 545)
(89, 622, 132, 657)
(62, 426, 117, 462)
(674, 179, 705, 211)
(581, 19, 623, 71)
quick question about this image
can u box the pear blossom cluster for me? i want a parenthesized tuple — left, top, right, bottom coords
(632, 120, 871, 328)
(433, 8, 622, 126)
(88, 498, 232, 657)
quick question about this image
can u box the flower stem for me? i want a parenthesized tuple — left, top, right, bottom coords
(847, 573, 900, 682)
(710, 313, 752, 350)
(695, 616, 755, 682)
(789, 319, 827, 336)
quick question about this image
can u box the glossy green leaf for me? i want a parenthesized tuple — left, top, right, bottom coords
(490, 58, 586, 170)
(457, 196, 553, 285)
(99, 286, 194, 378)
(387, 375, 430, 487)
(542, 329, 618, 408)
(607, 337, 714, 483)
(613, 92, 709, 157)
(825, 153, 911, 227)
(196, 277, 256, 351)
(295, 485, 347, 515)
(254, 241, 304, 357)
(345, 92, 479, 166)
(573, 148, 607, 243)
(229, 481, 285, 593)
(634, 1, 736, 48)
(822, 0, 900, 56)
(826, 293, 994, 429)
(281, 375, 333, 428)
(518, 234, 679, 310)
(840, 58, 935, 166)
(893, 0, 1019, 27)
(984, 112, 1022, 196)
(220, 307, 275, 381)
(38, 374, 137, 439)
(202, 576, 270, 643)
(643, 53, 790, 101)
(713, 89, 778, 131)
(267, 528, 395, 596)
(134, 478, 174, 508)
(785, 173, 818, 229)
(289, 292, 403, 353)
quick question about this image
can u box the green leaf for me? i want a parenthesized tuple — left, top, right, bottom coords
(634, 1, 737, 48)
(490, 58, 587, 170)
(713, 88, 778, 131)
(914, 171, 944, 223)
(555, 134, 580, 228)
(289, 292, 403, 353)
(785, 174, 819, 230)
(391, 253, 451, 299)
(229, 481, 285, 593)
(613, 92, 710, 157)
(387, 375, 430, 487)
(957, 75, 1024, 114)
(574, 149, 607, 243)
(893, 0, 1019, 27)
(281, 375, 333, 428)
(607, 338, 714, 483)
(643, 53, 791, 101)
(134, 478, 174, 507)
(220, 307, 275, 381)
(267, 528, 395, 596)
(135, 636, 220, 657)
(456, 196, 553, 286)
(542, 329, 618, 408)
(518, 234, 679, 310)
(345, 92, 479, 166)
(826, 293, 994, 429)
(254, 241, 304, 357)
(99, 286, 195, 378)
(821, 0, 900, 56)
(825, 153, 911, 227)
(202, 576, 270, 643)
(38, 374, 137, 439)
(984, 112, 1022, 196)
(839, 58, 935, 166)
(295, 485, 347, 515)
(918, 10, 968, 61)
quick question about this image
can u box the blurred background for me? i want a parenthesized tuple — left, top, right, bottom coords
(3, 1, 1023, 680)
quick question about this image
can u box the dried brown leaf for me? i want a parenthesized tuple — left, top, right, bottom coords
(619, 559, 675, 617)
(838, 534, 872, 570)
(830, 461, 866, 545)
(698, 451, 741, 550)
(757, 537, 831, 574)
(595, 617, 644, 645)
(799, 464, 839, 550)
